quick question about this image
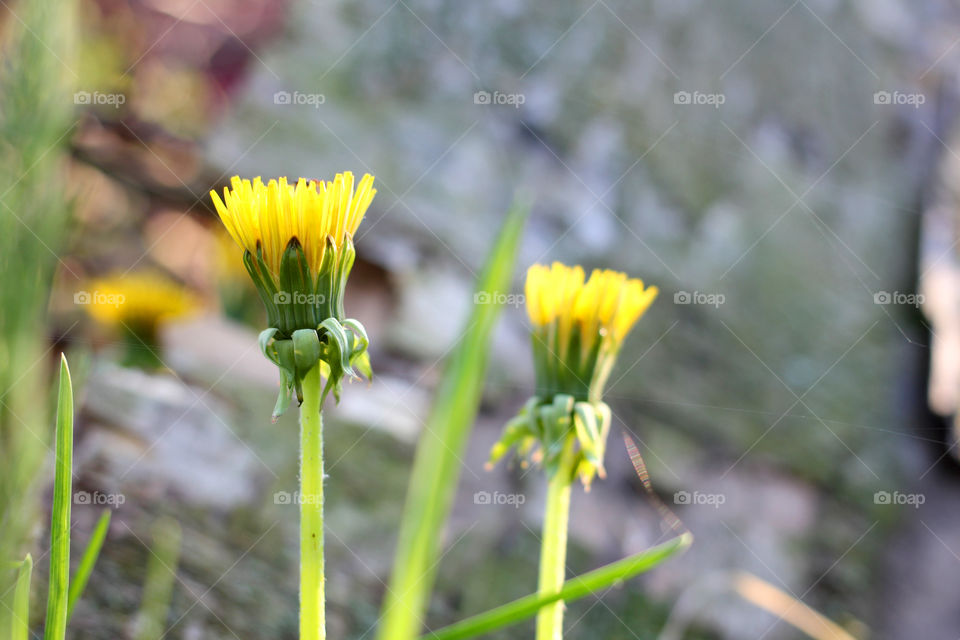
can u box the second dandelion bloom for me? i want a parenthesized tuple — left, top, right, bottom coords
(490, 261, 658, 487)
(525, 262, 658, 403)
(490, 262, 658, 640)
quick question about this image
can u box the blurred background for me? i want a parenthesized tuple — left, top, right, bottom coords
(2, 0, 959, 637)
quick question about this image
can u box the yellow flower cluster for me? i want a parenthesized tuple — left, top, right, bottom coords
(85, 271, 197, 329)
(210, 172, 376, 276)
(525, 262, 658, 356)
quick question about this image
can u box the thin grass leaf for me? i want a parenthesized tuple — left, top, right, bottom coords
(11, 554, 32, 640)
(66, 509, 111, 621)
(43, 355, 73, 640)
(377, 196, 530, 640)
(420, 533, 692, 640)
(133, 518, 182, 640)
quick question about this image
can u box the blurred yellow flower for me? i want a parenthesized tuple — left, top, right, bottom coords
(488, 263, 658, 487)
(525, 262, 657, 397)
(210, 173, 376, 277)
(84, 271, 198, 331)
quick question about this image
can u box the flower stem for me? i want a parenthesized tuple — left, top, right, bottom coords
(536, 438, 576, 640)
(300, 364, 325, 640)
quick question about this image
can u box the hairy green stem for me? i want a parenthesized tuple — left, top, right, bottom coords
(536, 439, 576, 640)
(300, 364, 325, 640)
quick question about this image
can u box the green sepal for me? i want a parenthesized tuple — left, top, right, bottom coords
(292, 328, 322, 373)
(352, 349, 373, 381)
(488, 395, 615, 487)
(259, 328, 280, 366)
(251, 237, 371, 417)
(574, 402, 601, 466)
(279, 238, 315, 333)
(244, 247, 283, 330)
(524, 396, 542, 440)
(541, 394, 574, 475)
(343, 318, 373, 380)
(487, 415, 534, 468)
(592, 401, 612, 477)
(273, 368, 294, 420)
(319, 317, 354, 378)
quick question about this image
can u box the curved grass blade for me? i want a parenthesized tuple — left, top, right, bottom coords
(43, 354, 73, 640)
(377, 195, 530, 640)
(66, 509, 111, 621)
(12, 554, 32, 640)
(420, 533, 692, 640)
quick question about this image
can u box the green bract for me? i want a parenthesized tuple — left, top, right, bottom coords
(245, 235, 372, 417)
(488, 394, 612, 487)
(531, 325, 615, 402)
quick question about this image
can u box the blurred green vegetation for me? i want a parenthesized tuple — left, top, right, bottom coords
(0, 0, 77, 625)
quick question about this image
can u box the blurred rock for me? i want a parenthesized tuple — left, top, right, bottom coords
(78, 361, 265, 511)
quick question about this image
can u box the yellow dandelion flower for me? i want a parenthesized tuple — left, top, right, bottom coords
(525, 262, 657, 401)
(211, 173, 376, 278)
(209, 172, 375, 414)
(85, 271, 198, 331)
(489, 263, 657, 488)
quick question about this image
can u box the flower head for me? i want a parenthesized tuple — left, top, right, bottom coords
(488, 262, 658, 488)
(85, 271, 198, 332)
(211, 173, 375, 280)
(82, 271, 198, 369)
(209, 173, 375, 416)
(526, 262, 657, 402)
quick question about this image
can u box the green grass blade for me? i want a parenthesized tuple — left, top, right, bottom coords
(12, 554, 33, 640)
(377, 197, 530, 640)
(66, 509, 111, 621)
(420, 533, 692, 640)
(43, 355, 73, 640)
(133, 518, 182, 640)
